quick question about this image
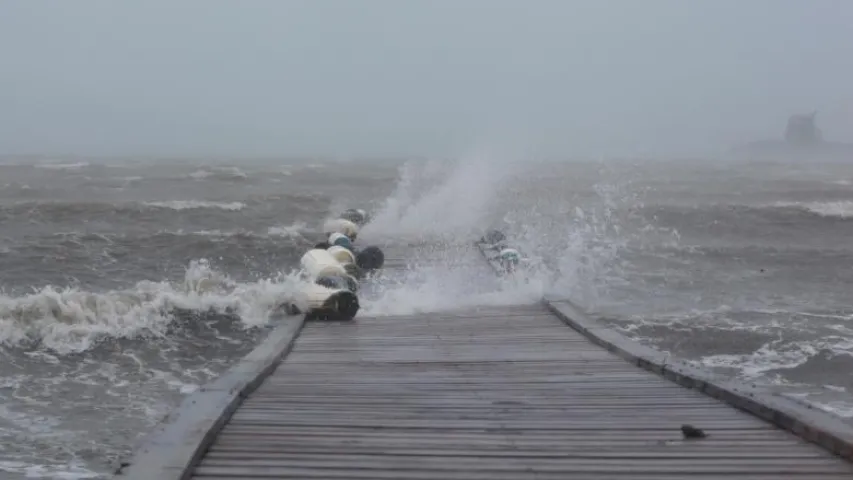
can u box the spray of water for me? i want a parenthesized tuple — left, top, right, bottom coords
(358, 155, 634, 316)
(361, 153, 524, 241)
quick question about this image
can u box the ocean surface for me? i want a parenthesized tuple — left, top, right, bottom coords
(1, 154, 852, 478)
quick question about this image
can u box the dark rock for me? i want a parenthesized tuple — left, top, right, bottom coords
(681, 424, 707, 439)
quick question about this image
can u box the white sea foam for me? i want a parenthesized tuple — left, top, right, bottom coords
(0, 460, 101, 479)
(267, 222, 308, 238)
(188, 166, 248, 181)
(774, 200, 853, 218)
(34, 162, 90, 170)
(698, 334, 853, 378)
(143, 200, 246, 211)
(0, 259, 308, 354)
(157, 221, 307, 239)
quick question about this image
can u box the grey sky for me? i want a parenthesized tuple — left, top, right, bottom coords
(1, 0, 851, 158)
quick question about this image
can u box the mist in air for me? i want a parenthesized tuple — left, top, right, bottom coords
(1, 0, 852, 159)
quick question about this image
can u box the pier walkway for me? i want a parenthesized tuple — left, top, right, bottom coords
(118, 244, 853, 479)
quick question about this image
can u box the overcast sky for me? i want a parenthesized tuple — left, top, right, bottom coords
(1, 0, 851, 158)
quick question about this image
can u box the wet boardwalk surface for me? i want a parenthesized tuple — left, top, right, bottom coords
(189, 303, 853, 479)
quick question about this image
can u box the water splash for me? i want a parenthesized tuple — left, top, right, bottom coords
(0, 259, 307, 354)
(358, 155, 635, 315)
(361, 154, 524, 241)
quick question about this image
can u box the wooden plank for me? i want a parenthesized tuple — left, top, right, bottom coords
(192, 474, 852, 480)
(104, 241, 853, 479)
(239, 398, 737, 407)
(211, 436, 809, 449)
(545, 300, 853, 461)
(205, 448, 831, 458)
(185, 299, 852, 479)
(193, 457, 852, 474)
(222, 419, 780, 430)
(215, 425, 797, 436)
(228, 407, 767, 419)
(195, 456, 849, 472)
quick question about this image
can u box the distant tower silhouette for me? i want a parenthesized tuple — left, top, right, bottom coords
(784, 111, 822, 146)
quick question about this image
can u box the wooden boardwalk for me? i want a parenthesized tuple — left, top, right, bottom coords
(188, 302, 852, 479)
(119, 244, 853, 479)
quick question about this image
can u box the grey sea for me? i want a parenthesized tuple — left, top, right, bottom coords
(1, 154, 852, 478)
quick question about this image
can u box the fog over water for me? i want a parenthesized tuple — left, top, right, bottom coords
(1, 1, 851, 158)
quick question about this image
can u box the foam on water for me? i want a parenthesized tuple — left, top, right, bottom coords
(188, 167, 248, 181)
(266, 222, 308, 238)
(34, 163, 90, 171)
(361, 257, 547, 317)
(0, 258, 312, 354)
(142, 200, 246, 211)
(774, 200, 853, 218)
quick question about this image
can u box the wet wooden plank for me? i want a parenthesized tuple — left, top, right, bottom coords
(195, 455, 850, 472)
(545, 300, 853, 460)
(192, 475, 851, 480)
(188, 302, 853, 479)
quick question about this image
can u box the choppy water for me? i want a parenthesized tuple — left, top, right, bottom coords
(1, 154, 852, 477)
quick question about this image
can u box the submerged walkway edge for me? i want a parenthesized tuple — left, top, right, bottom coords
(115, 317, 305, 480)
(478, 243, 853, 461)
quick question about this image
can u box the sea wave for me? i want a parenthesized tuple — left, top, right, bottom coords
(33, 162, 90, 170)
(0, 259, 306, 354)
(773, 200, 853, 218)
(142, 200, 245, 211)
(0, 200, 249, 217)
(187, 166, 248, 182)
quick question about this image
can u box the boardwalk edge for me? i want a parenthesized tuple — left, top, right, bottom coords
(113, 316, 305, 480)
(474, 239, 853, 461)
(544, 299, 853, 460)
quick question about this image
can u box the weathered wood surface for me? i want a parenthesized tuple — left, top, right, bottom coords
(190, 303, 853, 479)
(546, 299, 853, 462)
(474, 239, 853, 460)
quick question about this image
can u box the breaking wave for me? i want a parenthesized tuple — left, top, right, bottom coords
(187, 167, 248, 182)
(34, 162, 90, 170)
(142, 200, 246, 211)
(0, 200, 248, 218)
(773, 200, 853, 218)
(0, 259, 307, 354)
(641, 201, 853, 225)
